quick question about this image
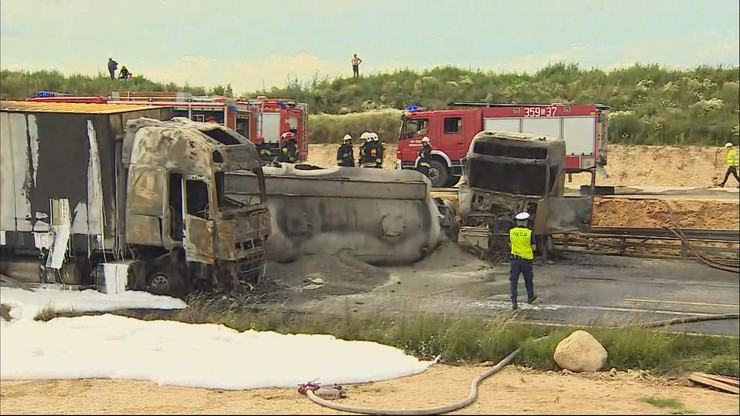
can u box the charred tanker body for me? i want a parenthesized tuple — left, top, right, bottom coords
(0, 102, 270, 297)
(458, 130, 593, 257)
(225, 165, 457, 265)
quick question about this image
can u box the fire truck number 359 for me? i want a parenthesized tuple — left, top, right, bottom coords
(523, 106, 557, 117)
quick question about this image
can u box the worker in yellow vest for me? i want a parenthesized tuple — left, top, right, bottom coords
(719, 142, 739, 188)
(509, 212, 537, 310)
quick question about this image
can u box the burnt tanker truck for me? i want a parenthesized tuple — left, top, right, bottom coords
(225, 164, 458, 265)
(0, 101, 270, 297)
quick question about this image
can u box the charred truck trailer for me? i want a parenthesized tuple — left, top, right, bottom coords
(0, 101, 270, 297)
(225, 165, 457, 265)
(458, 130, 593, 258)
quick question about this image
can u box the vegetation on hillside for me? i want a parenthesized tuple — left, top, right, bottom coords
(2, 63, 739, 145)
(267, 63, 740, 146)
(0, 69, 231, 100)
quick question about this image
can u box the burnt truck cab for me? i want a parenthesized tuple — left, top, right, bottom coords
(458, 130, 593, 258)
(0, 102, 270, 298)
(122, 117, 270, 294)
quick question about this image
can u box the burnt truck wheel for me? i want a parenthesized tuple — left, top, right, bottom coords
(441, 199, 460, 242)
(428, 160, 449, 188)
(147, 271, 186, 298)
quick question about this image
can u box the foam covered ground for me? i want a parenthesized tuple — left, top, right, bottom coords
(0, 287, 433, 390)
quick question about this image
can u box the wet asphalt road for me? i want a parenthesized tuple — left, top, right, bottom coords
(460, 253, 740, 336)
(300, 252, 739, 336)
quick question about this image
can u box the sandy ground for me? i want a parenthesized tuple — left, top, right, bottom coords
(306, 143, 740, 188)
(592, 198, 740, 229)
(1, 366, 737, 415)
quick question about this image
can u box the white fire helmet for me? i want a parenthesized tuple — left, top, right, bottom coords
(371, 132, 380, 141)
(421, 136, 430, 144)
(726, 142, 734, 148)
(360, 131, 371, 141)
(343, 134, 352, 142)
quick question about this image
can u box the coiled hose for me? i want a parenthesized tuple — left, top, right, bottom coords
(304, 313, 740, 415)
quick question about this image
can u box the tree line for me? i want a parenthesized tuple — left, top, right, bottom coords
(1, 63, 738, 145)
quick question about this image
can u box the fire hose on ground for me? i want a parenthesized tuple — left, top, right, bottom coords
(661, 199, 740, 274)
(298, 314, 740, 415)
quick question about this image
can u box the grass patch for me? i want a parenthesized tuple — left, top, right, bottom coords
(640, 396, 697, 414)
(34, 305, 60, 321)
(38, 293, 740, 378)
(34, 304, 80, 321)
(1, 303, 11, 321)
(309, 109, 402, 144)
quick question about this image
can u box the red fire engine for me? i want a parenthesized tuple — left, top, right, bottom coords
(395, 101, 610, 188)
(27, 91, 310, 161)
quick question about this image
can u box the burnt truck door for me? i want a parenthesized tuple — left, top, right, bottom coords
(535, 196, 593, 234)
(182, 175, 216, 263)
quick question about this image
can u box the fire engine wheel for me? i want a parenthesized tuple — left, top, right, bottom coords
(429, 160, 449, 188)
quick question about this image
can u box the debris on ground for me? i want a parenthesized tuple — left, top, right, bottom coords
(689, 372, 740, 395)
(266, 254, 390, 296)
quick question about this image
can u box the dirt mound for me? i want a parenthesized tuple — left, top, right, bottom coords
(406, 239, 490, 271)
(592, 198, 740, 229)
(266, 254, 390, 296)
(569, 145, 734, 188)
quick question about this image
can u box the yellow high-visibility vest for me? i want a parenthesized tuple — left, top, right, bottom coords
(727, 148, 739, 167)
(509, 227, 534, 260)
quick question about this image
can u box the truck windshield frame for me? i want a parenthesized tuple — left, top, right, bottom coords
(402, 117, 429, 139)
(216, 170, 266, 212)
(467, 159, 550, 196)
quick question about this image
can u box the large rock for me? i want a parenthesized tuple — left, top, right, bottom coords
(553, 330, 608, 372)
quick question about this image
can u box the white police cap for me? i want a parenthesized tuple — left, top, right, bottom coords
(515, 212, 530, 221)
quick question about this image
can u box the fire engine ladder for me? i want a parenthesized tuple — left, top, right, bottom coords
(447, 101, 558, 108)
(447, 101, 611, 111)
(256, 101, 265, 139)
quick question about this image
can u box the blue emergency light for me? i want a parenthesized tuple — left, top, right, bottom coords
(406, 105, 427, 111)
(36, 91, 71, 97)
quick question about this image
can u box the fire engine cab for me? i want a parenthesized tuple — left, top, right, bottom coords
(27, 91, 310, 162)
(395, 101, 610, 188)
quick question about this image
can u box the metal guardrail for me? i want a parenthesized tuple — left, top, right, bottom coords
(570, 227, 740, 243)
(552, 227, 740, 265)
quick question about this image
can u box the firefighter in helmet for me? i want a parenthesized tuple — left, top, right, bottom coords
(278, 131, 298, 163)
(417, 136, 432, 178)
(255, 136, 273, 164)
(361, 132, 382, 168)
(337, 134, 355, 167)
(358, 132, 371, 167)
(373, 132, 384, 168)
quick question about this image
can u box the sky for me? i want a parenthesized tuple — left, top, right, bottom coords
(0, 287, 433, 389)
(1, 0, 738, 93)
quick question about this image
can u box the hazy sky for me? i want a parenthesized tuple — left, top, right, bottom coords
(1, 0, 738, 93)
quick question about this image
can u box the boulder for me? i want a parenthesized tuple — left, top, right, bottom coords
(553, 330, 608, 372)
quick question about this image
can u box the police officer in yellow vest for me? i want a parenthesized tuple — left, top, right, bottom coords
(719, 142, 739, 188)
(509, 212, 537, 310)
